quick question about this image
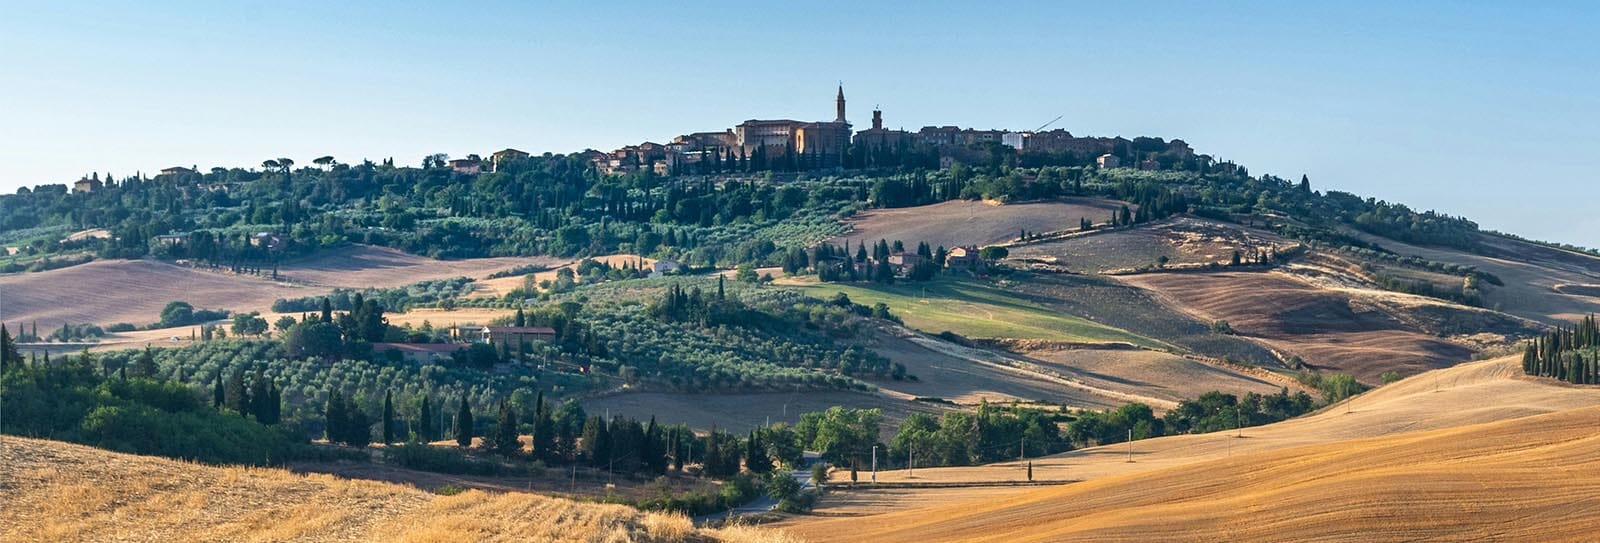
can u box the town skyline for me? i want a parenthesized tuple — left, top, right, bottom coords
(3, 1, 1597, 247)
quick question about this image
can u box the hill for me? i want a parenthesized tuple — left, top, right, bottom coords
(790, 404, 1600, 543)
(780, 355, 1600, 541)
(0, 436, 791, 543)
(831, 198, 1127, 251)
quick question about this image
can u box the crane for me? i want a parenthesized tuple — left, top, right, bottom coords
(1032, 115, 1063, 133)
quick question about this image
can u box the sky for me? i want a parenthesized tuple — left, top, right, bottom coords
(2, 1, 1597, 247)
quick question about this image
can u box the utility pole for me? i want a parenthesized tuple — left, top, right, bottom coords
(1126, 428, 1134, 463)
(871, 445, 878, 483)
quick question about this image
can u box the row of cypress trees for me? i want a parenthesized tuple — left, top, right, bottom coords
(1521, 315, 1600, 385)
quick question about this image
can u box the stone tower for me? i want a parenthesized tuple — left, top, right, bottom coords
(835, 84, 846, 123)
(872, 108, 883, 130)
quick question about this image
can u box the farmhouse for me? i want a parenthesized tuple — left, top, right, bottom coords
(887, 252, 925, 270)
(371, 342, 467, 363)
(448, 159, 483, 174)
(73, 176, 102, 193)
(486, 326, 557, 349)
(160, 166, 196, 177)
(649, 259, 681, 278)
(945, 246, 980, 269)
(490, 148, 529, 172)
(155, 233, 189, 245)
(1096, 153, 1122, 169)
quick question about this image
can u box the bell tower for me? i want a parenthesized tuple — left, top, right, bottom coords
(835, 84, 846, 123)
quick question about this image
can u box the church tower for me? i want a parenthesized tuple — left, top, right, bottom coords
(835, 84, 846, 123)
(872, 108, 883, 130)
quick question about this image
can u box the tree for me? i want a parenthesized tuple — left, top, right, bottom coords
(159, 301, 195, 327)
(131, 347, 158, 379)
(283, 321, 343, 359)
(224, 367, 248, 414)
(231, 312, 268, 337)
(766, 470, 801, 503)
(382, 389, 395, 444)
(531, 391, 554, 461)
(274, 315, 297, 334)
(0, 324, 18, 372)
(320, 297, 333, 323)
(735, 263, 759, 283)
(417, 394, 435, 442)
(580, 415, 610, 468)
(212, 373, 225, 409)
(455, 397, 474, 448)
(492, 400, 520, 456)
(325, 392, 348, 444)
(978, 246, 1009, 261)
(746, 430, 772, 473)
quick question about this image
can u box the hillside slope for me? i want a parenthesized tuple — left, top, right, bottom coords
(784, 356, 1600, 540)
(794, 404, 1600, 543)
(0, 437, 790, 543)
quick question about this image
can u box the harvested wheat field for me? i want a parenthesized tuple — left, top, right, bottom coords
(784, 356, 1600, 541)
(1009, 217, 1297, 274)
(274, 245, 566, 289)
(792, 404, 1600, 543)
(1351, 231, 1600, 325)
(831, 198, 1128, 251)
(1014, 347, 1288, 405)
(1116, 270, 1484, 381)
(783, 356, 1599, 515)
(0, 436, 793, 543)
(0, 259, 318, 330)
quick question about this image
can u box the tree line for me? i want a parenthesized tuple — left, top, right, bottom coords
(1521, 315, 1600, 384)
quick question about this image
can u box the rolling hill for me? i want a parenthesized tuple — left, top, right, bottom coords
(0, 436, 792, 543)
(781, 355, 1600, 541)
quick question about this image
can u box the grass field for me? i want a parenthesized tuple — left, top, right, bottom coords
(1, 437, 794, 543)
(789, 277, 1165, 349)
(783, 355, 1600, 542)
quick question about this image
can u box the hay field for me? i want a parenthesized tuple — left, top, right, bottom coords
(0, 436, 794, 543)
(783, 356, 1600, 542)
(1116, 271, 1478, 381)
(274, 245, 566, 289)
(831, 198, 1127, 251)
(0, 259, 318, 330)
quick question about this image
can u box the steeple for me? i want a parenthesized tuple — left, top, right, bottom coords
(835, 84, 846, 123)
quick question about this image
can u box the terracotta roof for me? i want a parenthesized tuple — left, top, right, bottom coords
(371, 343, 468, 353)
(486, 326, 556, 334)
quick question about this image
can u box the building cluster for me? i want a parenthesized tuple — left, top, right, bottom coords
(590, 85, 1198, 176)
(372, 324, 557, 363)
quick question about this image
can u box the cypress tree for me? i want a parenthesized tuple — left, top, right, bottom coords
(455, 397, 474, 448)
(382, 389, 395, 445)
(213, 373, 225, 409)
(325, 392, 347, 444)
(320, 297, 333, 323)
(493, 400, 519, 456)
(224, 367, 247, 414)
(418, 394, 435, 442)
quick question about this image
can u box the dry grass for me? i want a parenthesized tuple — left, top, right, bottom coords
(0, 437, 793, 543)
(831, 198, 1127, 251)
(783, 356, 1600, 542)
(273, 245, 565, 289)
(469, 254, 652, 298)
(1010, 217, 1296, 274)
(0, 259, 318, 330)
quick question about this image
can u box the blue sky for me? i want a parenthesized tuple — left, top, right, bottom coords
(2, 1, 1597, 246)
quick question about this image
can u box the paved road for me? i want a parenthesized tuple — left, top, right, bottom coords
(694, 452, 820, 525)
